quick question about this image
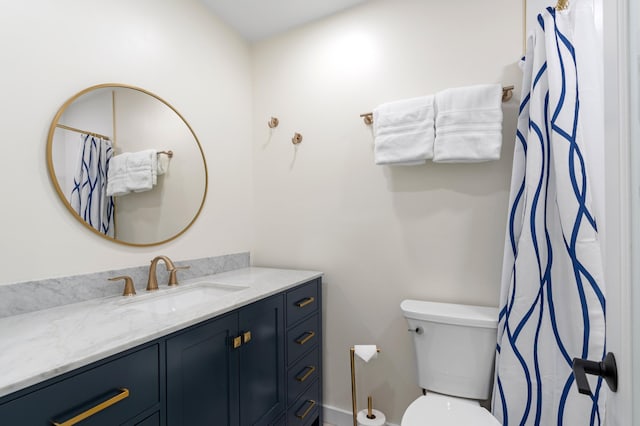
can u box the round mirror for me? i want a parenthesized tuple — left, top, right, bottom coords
(46, 83, 208, 246)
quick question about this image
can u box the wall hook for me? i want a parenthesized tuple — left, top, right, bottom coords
(292, 132, 303, 145)
(268, 117, 280, 128)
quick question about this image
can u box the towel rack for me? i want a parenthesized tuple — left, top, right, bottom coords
(56, 123, 111, 141)
(158, 150, 173, 158)
(359, 85, 515, 125)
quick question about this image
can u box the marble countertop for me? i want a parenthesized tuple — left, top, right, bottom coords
(0, 267, 322, 399)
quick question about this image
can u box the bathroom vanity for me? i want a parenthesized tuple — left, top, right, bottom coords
(0, 267, 322, 425)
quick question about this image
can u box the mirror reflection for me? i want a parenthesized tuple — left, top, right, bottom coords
(47, 84, 208, 246)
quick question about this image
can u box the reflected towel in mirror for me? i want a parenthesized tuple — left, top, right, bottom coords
(106, 149, 157, 196)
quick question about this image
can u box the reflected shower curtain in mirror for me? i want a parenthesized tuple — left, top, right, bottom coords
(70, 134, 115, 237)
(492, 5, 606, 425)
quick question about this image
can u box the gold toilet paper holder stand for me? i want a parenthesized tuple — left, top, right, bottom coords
(350, 346, 381, 426)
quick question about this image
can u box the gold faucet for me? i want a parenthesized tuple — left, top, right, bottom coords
(146, 255, 176, 291)
(146, 255, 191, 291)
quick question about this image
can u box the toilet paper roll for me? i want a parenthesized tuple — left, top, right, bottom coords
(357, 409, 386, 426)
(354, 345, 378, 363)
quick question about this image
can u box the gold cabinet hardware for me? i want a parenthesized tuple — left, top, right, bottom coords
(168, 265, 190, 287)
(295, 331, 316, 345)
(295, 297, 315, 308)
(51, 388, 130, 426)
(233, 336, 243, 349)
(108, 276, 136, 296)
(268, 117, 279, 128)
(243, 331, 252, 344)
(295, 399, 316, 420)
(295, 365, 316, 382)
(292, 132, 303, 145)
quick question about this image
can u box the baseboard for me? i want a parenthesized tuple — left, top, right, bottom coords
(323, 404, 399, 426)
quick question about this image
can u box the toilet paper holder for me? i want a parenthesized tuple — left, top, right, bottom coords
(350, 346, 381, 426)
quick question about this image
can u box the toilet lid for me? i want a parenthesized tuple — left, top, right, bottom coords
(401, 394, 501, 426)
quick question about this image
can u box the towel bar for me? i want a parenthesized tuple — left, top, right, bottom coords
(360, 85, 516, 125)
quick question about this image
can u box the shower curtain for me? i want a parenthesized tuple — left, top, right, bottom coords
(492, 4, 606, 425)
(70, 134, 115, 237)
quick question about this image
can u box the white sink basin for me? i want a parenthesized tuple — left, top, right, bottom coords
(119, 282, 248, 314)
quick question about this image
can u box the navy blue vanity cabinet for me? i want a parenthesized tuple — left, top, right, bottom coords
(165, 293, 285, 426)
(285, 278, 322, 426)
(0, 276, 322, 426)
(0, 343, 162, 425)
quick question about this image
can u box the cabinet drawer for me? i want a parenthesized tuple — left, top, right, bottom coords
(0, 344, 160, 425)
(287, 380, 320, 426)
(288, 348, 320, 406)
(287, 314, 319, 366)
(286, 279, 319, 327)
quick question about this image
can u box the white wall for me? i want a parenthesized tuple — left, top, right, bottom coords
(251, 0, 522, 423)
(0, 0, 253, 284)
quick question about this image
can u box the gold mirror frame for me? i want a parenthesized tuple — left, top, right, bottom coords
(46, 83, 208, 247)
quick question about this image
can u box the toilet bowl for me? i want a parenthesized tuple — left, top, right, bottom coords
(400, 299, 500, 426)
(401, 393, 500, 425)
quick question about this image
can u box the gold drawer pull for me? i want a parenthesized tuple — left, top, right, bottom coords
(51, 388, 129, 426)
(243, 331, 252, 344)
(295, 399, 316, 420)
(295, 331, 316, 345)
(296, 365, 316, 382)
(296, 297, 315, 308)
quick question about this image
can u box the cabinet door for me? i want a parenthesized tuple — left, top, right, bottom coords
(238, 294, 285, 426)
(166, 314, 239, 426)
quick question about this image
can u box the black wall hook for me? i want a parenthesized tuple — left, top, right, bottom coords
(572, 352, 618, 395)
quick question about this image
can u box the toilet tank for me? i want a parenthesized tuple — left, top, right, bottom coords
(401, 299, 498, 400)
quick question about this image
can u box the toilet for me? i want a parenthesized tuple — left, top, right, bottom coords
(400, 299, 501, 425)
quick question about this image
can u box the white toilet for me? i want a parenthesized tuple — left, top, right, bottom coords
(400, 299, 501, 425)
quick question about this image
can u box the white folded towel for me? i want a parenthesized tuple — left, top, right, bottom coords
(157, 153, 170, 176)
(433, 84, 503, 163)
(373, 96, 435, 165)
(106, 149, 157, 196)
(106, 154, 128, 197)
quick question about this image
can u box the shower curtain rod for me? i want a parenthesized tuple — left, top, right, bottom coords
(56, 123, 111, 141)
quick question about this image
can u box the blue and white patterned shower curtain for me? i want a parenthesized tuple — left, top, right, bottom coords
(70, 134, 115, 237)
(492, 6, 606, 426)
